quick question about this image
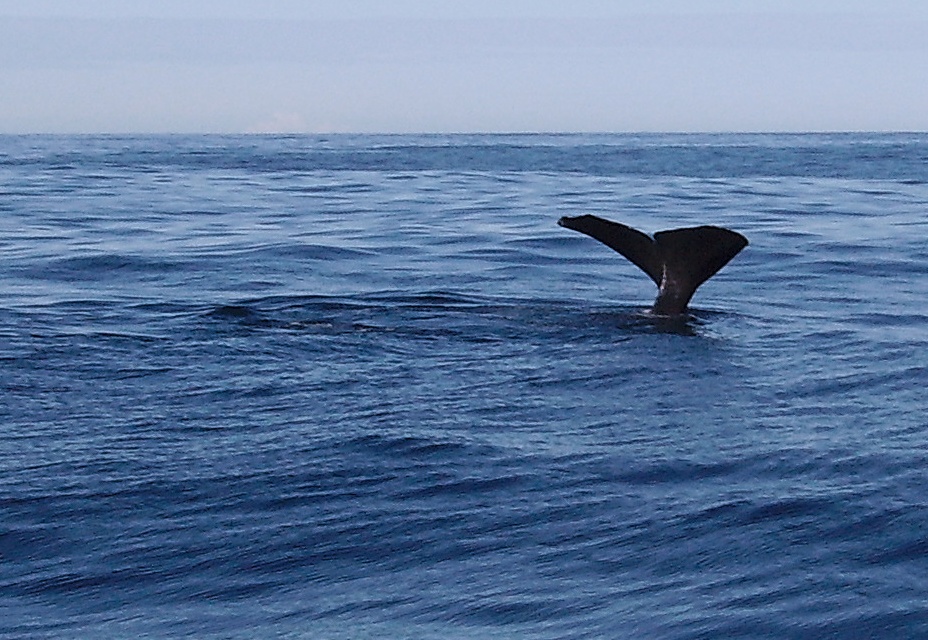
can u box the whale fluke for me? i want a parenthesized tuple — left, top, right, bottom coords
(558, 215, 748, 315)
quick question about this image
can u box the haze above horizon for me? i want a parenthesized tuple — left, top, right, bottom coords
(2, 0, 927, 134)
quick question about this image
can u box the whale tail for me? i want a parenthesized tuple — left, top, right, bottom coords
(557, 215, 748, 315)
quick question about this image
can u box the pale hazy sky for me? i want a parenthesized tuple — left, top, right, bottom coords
(2, 0, 927, 133)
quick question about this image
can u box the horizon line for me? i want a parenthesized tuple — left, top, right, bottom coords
(2, 129, 926, 137)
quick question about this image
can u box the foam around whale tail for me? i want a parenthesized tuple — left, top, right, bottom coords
(558, 215, 748, 315)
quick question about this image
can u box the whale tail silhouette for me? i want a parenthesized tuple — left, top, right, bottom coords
(558, 215, 748, 315)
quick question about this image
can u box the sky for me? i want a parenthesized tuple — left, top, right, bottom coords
(2, 0, 927, 133)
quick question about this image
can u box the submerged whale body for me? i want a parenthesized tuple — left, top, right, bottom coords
(558, 215, 748, 315)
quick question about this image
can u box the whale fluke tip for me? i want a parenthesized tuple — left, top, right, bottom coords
(558, 215, 747, 315)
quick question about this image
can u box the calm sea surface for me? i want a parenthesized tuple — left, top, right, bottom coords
(1, 133, 927, 639)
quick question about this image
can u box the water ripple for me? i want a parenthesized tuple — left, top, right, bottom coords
(2, 133, 928, 639)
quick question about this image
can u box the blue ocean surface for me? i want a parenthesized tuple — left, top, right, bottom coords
(1, 133, 927, 639)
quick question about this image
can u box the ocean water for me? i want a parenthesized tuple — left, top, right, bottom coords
(1, 133, 927, 639)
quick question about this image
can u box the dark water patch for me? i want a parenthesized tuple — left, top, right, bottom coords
(271, 180, 375, 194)
(345, 432, 484, 462)
(29, 253, 189, 282)
(206, 303, 267, 324)
(223, 292, 720, 342)
(615, 458, 746, 486)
